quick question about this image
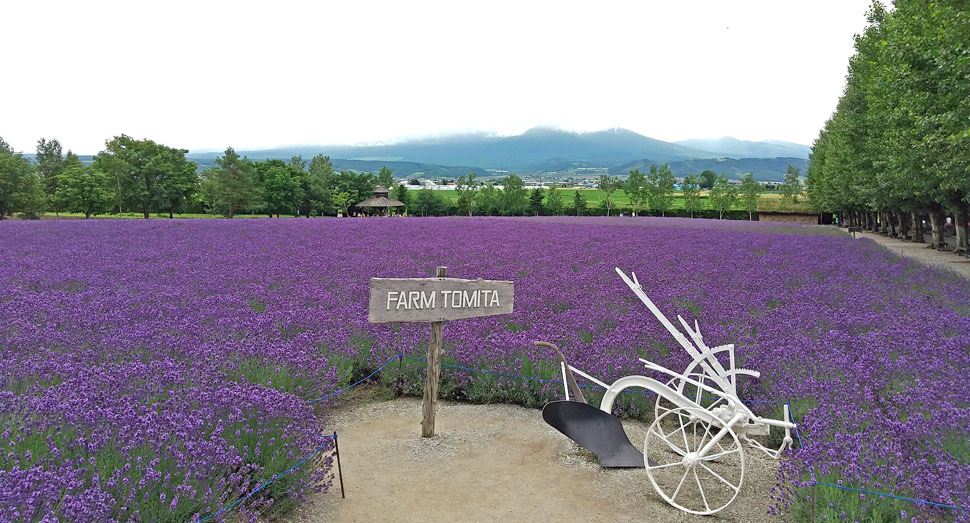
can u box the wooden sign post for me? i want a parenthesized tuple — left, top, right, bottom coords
(368, 266, 514, 437)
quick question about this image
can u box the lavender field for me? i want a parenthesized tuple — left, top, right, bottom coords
(2, 217, 968, 521)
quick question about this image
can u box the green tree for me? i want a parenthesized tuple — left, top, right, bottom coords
(35, 138, 63, 215)
(780, 165, 802, 205)
(332, 171, 374, 210)
(455, 173, 479, 216)
(57, 164, 111, 218)
(626, 169, 647, 216)
(545, 187, 564, 216)
(414, 188, 445, 216)
(739, 172, 761, 220)
(375, 165, 395, 189)
(477, 183, 500, 215)
(16, 173, 47, 219)
(529, 187, 544, 216)
(682, 174, 702, 218)
(200, 147, 259, 218)
(93, 135, 197, 218)
(699, 169, 717, 190)
(500, 174, 527, 215)
(333, 191, 352, 217)
(598, 175, 621, 216)
(573, 190, 587, 216)
(393, 184, 409, 214)
(307, 154, 336, 216)
(709, 174, 737, 219)
(154, 147, 199, 218)
(646, 163, 675, 216)
(255, 159, 303, 217)
(0, 139, 44, 220)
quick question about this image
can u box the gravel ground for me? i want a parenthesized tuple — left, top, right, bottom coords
(286, 396, 782, 522)
(856, 231, 970, 279)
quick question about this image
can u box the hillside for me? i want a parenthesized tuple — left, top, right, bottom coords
(187, 128, 723, 172)
(176, 129, 812, 178)
(674, 137, 811, 159)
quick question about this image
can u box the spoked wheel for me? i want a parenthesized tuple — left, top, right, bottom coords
(644, 406, 744, 515)
(654, 373, 725, 421)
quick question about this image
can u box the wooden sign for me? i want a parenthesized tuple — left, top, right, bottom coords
(367, 267, 514, 437)
(368, 277, 514, 323)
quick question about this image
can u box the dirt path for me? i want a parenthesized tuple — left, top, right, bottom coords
(289, 397, 779, 522)
(856, 231, 970, 279)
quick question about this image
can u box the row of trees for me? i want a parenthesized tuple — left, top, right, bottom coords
(806, 1, 970, 250)
(0, 136, 400, 219)
(405, 166, 801, 219)
(199, 149, 393, 218)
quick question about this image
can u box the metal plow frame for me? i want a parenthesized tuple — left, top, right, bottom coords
(536, 267, 796, 516)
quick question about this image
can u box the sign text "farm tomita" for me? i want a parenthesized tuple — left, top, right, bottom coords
(368, 277, 514, 324)
(386, 288, 502, 311)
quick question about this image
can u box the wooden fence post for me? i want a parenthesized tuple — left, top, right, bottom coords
(422, 266, 447, 437)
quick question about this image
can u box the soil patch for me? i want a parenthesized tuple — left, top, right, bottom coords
(288, 397, 779, 522)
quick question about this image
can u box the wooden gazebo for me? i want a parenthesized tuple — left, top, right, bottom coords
(355, 186, 405, 216)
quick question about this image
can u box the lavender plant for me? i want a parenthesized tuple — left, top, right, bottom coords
(1, 216, 967, 521)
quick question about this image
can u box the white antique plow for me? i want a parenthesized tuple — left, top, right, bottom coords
(537, 267, 795, 516)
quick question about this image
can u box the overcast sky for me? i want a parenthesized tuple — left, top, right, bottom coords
(3, 0, 874, 154)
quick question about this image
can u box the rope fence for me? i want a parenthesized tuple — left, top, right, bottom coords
(196, 352, 966, 520)
(197, 435, 338, 522)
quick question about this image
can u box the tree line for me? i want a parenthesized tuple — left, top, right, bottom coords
(806, 1, 970, 250)
(414, 165, 801, 219)
(0, 136, 397, 219)
(1, 134, 802, 220)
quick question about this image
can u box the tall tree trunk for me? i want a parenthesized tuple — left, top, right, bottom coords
(954, 201, 968, 251)
(928, 205, 945, 249)
(169, 208, 174, 219)
(142, 202, 150, 219)
(879, 211, 889, 234)
(911, 211, 924, 243)
(896, 210, 909, 239)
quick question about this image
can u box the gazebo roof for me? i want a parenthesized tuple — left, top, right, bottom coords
(356, 195, 405, 208)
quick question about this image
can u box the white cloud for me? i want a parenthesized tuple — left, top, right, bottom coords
(1, 0, 872, 154)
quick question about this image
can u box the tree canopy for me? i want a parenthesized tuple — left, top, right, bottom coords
(806, 0, 970, 249)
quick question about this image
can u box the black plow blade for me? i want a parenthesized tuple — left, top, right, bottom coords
(542, 400, 651, 468)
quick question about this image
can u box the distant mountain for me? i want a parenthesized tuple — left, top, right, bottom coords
(673, 137, 811, 159)
(187, 155, 489, 179)
(609, 157, 809, 183)
(185, 129, 811, 177)
(187, 127, 718, 172)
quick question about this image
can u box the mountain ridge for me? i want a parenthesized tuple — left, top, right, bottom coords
(186, 127, 810, 173)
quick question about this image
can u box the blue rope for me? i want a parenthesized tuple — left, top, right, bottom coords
(790, 403, 966, 513)
(814, 482, 967, 512)
(197, 435, 335, 522)
(400, 355, 791, 405)
(401, 355, 618, 389)
(200, 352, 970, 520)
(308, 354, 402, 404)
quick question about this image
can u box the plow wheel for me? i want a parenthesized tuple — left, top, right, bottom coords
(644, 406, 744, 515)
(654, 373, 725, 422)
